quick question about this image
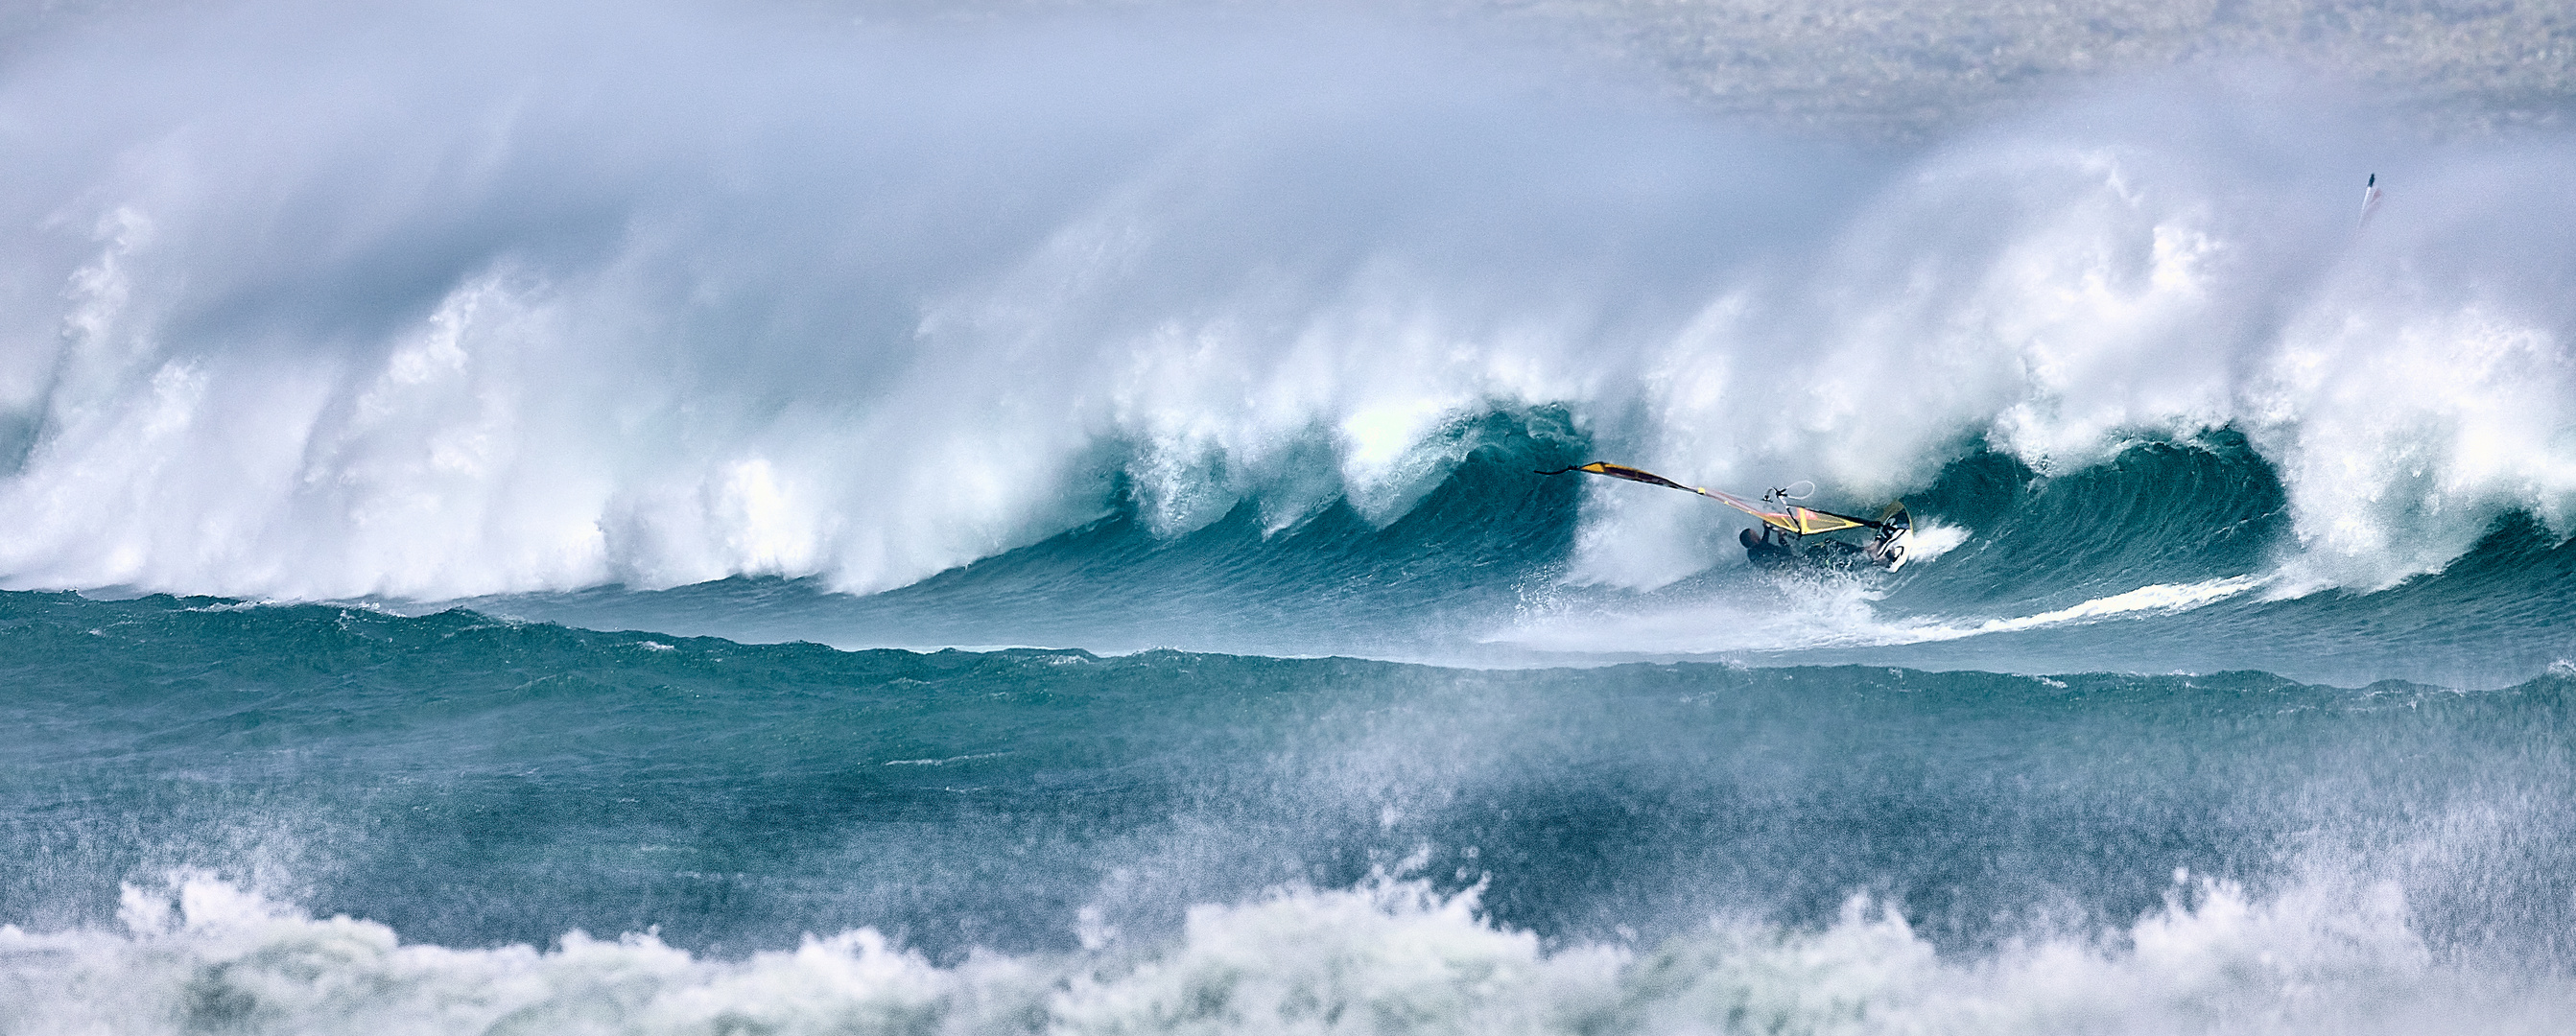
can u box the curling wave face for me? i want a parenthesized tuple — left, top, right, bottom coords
(476, 429, 2576, 687)
(0, 0, 2571, 617)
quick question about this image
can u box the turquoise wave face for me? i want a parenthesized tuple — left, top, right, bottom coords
(8, 589, 2573, 968)
(472, 416, 2576, 689)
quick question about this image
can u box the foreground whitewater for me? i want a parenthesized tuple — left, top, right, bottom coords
(5, 0, 2576, 1032)
(12, 874, 2569, 1035)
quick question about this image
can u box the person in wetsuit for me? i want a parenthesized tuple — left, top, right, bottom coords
(1739, 525, 1798, 568)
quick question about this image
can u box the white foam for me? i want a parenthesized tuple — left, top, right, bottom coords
(5, 870, 2562, 1035)
(1496, 574, 2266, 656)
(1899, 520, 1970, 564)
(1909, 575, 2272, 642)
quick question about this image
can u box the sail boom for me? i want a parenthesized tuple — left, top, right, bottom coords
(1542, 461, 1888, 533)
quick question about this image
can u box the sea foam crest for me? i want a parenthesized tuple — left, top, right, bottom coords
(0, 1, 2569, 601)
(3, 870, 2564, 1035)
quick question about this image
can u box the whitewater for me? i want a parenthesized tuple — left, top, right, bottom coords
(2, 0, 2573, 1032)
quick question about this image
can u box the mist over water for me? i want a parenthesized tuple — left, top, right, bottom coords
(4, 1, 2576, 1032)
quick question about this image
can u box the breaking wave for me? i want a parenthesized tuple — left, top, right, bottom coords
(0, 0, 2570, 608)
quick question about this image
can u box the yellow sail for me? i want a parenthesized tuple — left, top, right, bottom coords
(1703, 489, 1805, 533)
(1786, 506, 1868, 535)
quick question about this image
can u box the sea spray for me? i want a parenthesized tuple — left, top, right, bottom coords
(7, 592, 2574, 957)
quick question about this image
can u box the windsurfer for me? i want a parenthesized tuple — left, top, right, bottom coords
(1540, 461, 1915, 572)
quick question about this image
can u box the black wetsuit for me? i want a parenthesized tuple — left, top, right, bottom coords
(1740, 527, 1798, 569)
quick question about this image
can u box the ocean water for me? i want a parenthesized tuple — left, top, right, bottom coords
(4, 0, 2575, 1032)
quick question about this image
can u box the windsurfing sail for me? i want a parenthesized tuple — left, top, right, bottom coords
(1537, 461, 1885, 535)
(2357, 173, 2382, 229)
(1717, 490, 1874, 535)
